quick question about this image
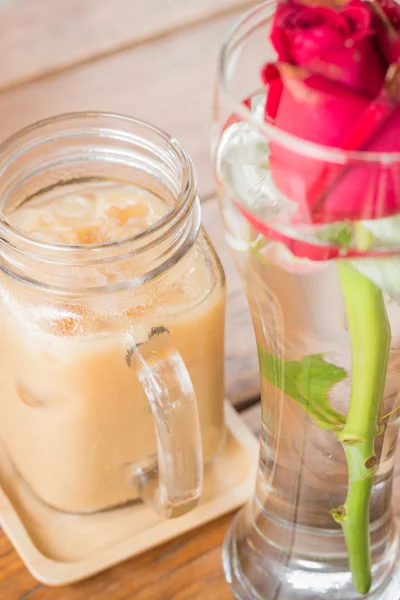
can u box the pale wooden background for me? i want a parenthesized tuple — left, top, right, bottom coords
(0, 1, 261, 598)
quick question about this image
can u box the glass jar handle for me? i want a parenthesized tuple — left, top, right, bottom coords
(126, 326, 203, 518)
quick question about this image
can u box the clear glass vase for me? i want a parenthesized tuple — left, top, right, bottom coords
(213, 2, 400, 598)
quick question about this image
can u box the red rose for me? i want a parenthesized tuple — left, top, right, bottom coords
(263, 0, 400, 224)
(270, 0, 385, 95)
(374, 0, 400, 64)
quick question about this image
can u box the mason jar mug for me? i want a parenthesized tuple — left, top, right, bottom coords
(0, 112, 226, 518)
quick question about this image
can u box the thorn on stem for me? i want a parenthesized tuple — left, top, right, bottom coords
(330, 505, 348, 524)
(364, 456, 378, 470)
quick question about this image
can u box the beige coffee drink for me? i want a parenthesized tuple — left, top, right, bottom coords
(0, 182, 225, 513)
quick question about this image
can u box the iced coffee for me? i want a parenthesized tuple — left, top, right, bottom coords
(0, 182, 225, 513)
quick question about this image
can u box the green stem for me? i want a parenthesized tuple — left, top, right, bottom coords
(335, 260, 391, 594)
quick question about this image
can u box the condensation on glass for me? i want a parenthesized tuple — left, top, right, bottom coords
(0, 113, 226, 518)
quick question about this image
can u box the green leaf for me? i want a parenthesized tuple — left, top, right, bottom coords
(350, 257, 400, 296)
(360, 215, 400, 245)
(315, 221, 353, 247)
(258, 347, 347, 431)
(348, 220, 400, 296)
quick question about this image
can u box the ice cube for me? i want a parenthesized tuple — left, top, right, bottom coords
(17, 385, 46, 407)
(35, 212, 59, 229)
(55, 194, 95, 220)
(107, 202, 149, 226)
(74, 225, 104, 245)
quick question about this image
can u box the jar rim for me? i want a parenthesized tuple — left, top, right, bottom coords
(0, 111, 197, 254)
(0, 112, 201, 293)
(218, 0, 400, 165)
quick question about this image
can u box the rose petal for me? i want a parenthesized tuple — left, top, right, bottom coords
(342, 4, 373, 39)
(269, 70, 400, 222)
(304, 37, 386, 97)
(275, 68, 371, 146)
(317, 106, 400, 222)
(270, 0, 386, 96)
(374, 0, 400, 64)
(270, 1, 298, 61)
(266, 78, 284, 120)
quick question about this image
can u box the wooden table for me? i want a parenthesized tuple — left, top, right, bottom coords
(0, 1, 260, 598)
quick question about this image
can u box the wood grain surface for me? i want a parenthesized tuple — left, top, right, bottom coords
(0, 0, 257, 91)
(0, 1, 260, 598)
(0, 514, 236, 600)
(0, 10, 246, 198)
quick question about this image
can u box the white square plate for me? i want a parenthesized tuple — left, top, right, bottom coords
(0, 403, 259, 586)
